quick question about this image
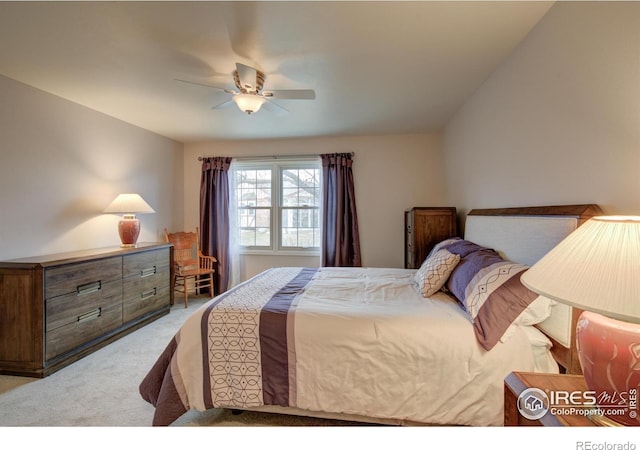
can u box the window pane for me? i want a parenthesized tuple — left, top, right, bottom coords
(281, 167, 320, 208)
(298, 188, 315, 206)
(235, 166, 273, 248)
(255, 228, 270, 246)
(282, 187, 299, 207)
(300, 169, 316, 185)
(240, 228, 256, 247)
(257, 170, 271, 187)
(255, 209, 270, 228)
(284, 208, 298, 227)
(298, 228, 315, 248)
(239, 169, 256, 185)
(282, 169, 298, 188)
(257, 186, 271, 206)
(314, 228, 320, 247)
(238, 169, 271, 204)
(239, 189, 255, 207)
(281, 207, 320, 248)
(239, 208, 254, 228)
(282, 229, 298, 247)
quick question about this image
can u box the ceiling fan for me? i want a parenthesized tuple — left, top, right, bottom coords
(176, 62, 316, 116)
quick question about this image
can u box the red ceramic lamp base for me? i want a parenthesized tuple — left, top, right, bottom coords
(577, 310, 640, 426)
(118, 216, 141, 247)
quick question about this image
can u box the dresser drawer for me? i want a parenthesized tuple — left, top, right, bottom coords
(45, 279, 123, 333)
(123, 285, 170, 323)
(123, 248, 170, 279)
(45, 300, 123, 360)
(45, 257, 122, 299)
(122, 270, 170, 323)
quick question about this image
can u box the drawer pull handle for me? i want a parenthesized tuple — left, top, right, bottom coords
(77, 281, 101, 296)
(141, 266, 157, 278)
(141, 288, 157, 300)
(77, 307, 102, 323)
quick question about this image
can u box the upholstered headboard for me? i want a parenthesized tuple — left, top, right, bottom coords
(463, 204, 603, 374)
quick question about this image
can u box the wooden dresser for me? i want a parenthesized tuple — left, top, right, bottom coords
(0, 242, 172, 377)
(404, 207, 458, 269)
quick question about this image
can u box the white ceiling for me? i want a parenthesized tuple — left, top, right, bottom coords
(0, 1, 554, 143)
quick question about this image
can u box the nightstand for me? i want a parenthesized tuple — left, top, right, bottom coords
(504, 372, 594, 426)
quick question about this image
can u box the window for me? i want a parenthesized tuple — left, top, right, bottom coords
(234, 159, 321, 252)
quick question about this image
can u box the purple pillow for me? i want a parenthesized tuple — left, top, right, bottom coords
(442, 240, 502, 302)
(441, 239, 539, 351)
(443, 239, 496, 258)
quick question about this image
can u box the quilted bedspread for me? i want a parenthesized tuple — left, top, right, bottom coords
(139, 267, 551, 426)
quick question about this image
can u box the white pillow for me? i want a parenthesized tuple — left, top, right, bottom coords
(516, 295, 555, 326)
(499, 295, 555, 343)
(414, 249, 461, 297)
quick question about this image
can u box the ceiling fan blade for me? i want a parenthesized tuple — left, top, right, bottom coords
(211, 99, 235, 110)
(236, 63, 258, 91)
(263, 89, 316, 100)
(174, 78, 236, 94)
(261, 100, 288, 116)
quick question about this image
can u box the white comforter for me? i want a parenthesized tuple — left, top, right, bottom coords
(140, 267, 557, 426)
(291, 267, 555, 425)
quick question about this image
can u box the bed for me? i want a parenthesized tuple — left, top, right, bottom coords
(139, 204, 602, 426)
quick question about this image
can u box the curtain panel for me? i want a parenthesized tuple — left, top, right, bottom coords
(200, 156, 232, 294)
(320, 153, 362, 267)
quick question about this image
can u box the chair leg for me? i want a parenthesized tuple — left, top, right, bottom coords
(184, 278, 188, 308)
(170, 274, 176, 307)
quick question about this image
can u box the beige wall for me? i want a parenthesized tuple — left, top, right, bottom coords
(0, 75, 184, 260)
(443, 2, 640, 220)
(184, 133, 446, 280)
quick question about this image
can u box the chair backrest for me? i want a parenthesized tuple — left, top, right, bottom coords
(164, 228, 201, 267)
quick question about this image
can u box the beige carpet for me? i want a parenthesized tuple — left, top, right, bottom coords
(0, 295, 370, 427)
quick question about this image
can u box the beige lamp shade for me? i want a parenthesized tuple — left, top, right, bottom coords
(103, 193, 155, 214)
(104, 194, 155, 247)
(521, 216, 640, 324)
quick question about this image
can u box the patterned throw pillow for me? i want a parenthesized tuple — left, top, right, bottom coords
(414, 249, 461, 297)
(462, 261, 538, 351)
(441, 239, 540, 351)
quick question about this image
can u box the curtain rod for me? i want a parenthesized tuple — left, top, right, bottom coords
(197, 152, 355, 161)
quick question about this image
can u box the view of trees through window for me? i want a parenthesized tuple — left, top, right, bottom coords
(235, 162, 320, 250)
(281, 168, 320, 248)
(237, 168, 272, 247)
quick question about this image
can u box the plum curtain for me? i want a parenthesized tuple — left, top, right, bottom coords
(200, 156, 232, 293)
(320, 153, 361, 267)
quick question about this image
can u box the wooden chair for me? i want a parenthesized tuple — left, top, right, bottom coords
(164, 227, 216, 308)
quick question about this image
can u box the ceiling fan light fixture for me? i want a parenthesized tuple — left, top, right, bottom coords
(233, 93, 265, 115)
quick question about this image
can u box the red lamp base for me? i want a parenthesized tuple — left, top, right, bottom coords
(117, 216, 140, 247)
(577, 310, 640, 426)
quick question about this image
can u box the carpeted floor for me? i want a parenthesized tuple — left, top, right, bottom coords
(0, 295, 369, 427)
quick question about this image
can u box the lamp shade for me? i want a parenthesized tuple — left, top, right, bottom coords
(104, 194, 155, 248)
(521, 216, 640, 324)
(103, 193, 155, 214)
(232, 93, 265, 114)
(522, 215, 640, 426)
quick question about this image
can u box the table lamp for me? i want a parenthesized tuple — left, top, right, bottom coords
(521, 216, 640, 426)
(103, 193, 155, 247)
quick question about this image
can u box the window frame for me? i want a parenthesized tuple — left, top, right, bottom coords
(233, 158, 322, 256)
